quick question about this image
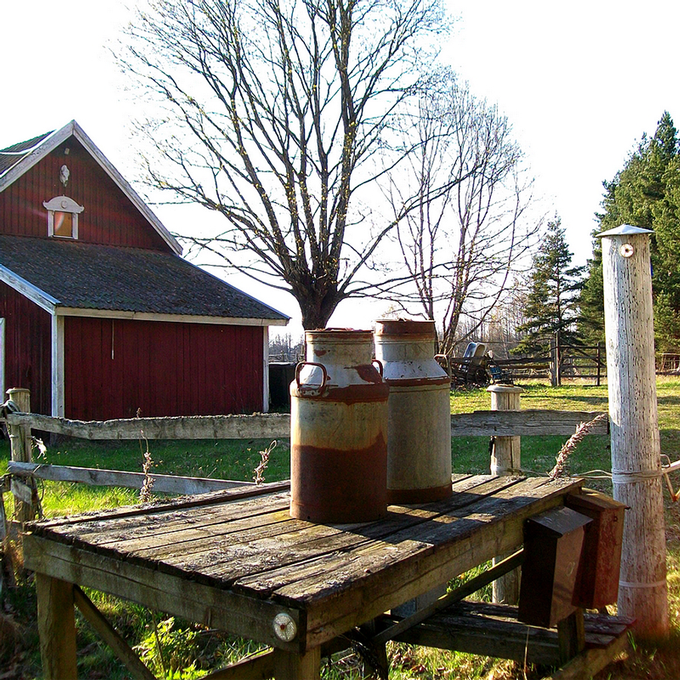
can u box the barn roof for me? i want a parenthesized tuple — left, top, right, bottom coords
(0, 121, 182, 255)
(0, 235, 288, 325)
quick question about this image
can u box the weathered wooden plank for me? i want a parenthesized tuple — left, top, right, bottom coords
(73, 586, 156, 680)
(232, 476, 510, 596)
(101, 508, 295, 557)
(539, 630, 629, 680)
(7, 409, 608, 440)
(200, 649, 276, 679)
(160, 477, 522, 588)
(383, 601, 630, 668)
(9, 461, 257, 495)
(31, 481, 290, 531)
(451, 410, 609, 436)
(6, 411, 290, 440)
(123, 512, 304, 568)
(23, 534, 305, 653)
(35, 573, 78, 680)
(291, 478, 583, 648)
(47, 492, 291, 547)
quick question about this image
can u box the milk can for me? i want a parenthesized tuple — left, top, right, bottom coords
(374, 319, 452, 503)
(290, 329, 389, 523)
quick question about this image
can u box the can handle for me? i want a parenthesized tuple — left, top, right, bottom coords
(434, 353, 450, 375)
(295, 362, 328, 396)
(372, 359, 384, 377)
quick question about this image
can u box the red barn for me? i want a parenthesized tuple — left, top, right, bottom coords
(0, 121, 288, 420)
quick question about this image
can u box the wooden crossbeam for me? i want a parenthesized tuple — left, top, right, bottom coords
(73, 586, 156, 680)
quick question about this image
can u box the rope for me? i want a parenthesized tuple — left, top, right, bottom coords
(619, 579, 667, 590)
(611, 468, 663, 484)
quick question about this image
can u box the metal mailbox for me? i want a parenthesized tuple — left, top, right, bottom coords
(566, 488, 626, 609)
(518, 506, 591, 628)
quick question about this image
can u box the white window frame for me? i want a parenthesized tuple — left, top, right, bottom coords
(43, 196, 84, 239)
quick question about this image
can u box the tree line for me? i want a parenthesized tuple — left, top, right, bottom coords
(514, 112, 680, 359)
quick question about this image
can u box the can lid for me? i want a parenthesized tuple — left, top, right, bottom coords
(374, 318, 435, 339)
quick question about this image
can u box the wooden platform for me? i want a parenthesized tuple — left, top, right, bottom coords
(23, 474, 587, 678)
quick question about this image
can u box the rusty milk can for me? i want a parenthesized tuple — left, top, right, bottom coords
(374, 319, 452, 503)
(290, 329, 389, 523)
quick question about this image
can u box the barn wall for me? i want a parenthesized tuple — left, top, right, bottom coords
(64, 317, 264, 420)
(0, 282, 52, 414)
(0, 138, 170, 251)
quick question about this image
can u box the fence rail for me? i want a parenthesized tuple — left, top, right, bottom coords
(1, 389, 609, 547)
(6, 409, 608, 442)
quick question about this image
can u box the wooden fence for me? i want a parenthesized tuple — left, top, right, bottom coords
(491, 342, 606, 385)
(1, 390, 608, 535)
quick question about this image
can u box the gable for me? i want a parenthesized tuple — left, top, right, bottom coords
(0, 137, 173, 251)
(0, 121, 180, 253)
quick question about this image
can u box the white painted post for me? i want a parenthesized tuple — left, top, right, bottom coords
(599, 224, 669, 637)
(488, 384, 523, 604)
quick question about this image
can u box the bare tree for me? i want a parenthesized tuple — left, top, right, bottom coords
(120, 0, 450, 329)
(381, 77, 539, 353)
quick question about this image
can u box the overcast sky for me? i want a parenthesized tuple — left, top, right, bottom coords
(3, 0, 679, 332)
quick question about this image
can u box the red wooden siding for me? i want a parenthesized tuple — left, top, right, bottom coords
(64, 317, 264, 420)
(0, 138, 170, 251)
(0, 283, 52, 414)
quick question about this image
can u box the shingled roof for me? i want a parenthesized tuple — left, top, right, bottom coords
(0, 131, 52, 176)
(0, 235, 288, 323)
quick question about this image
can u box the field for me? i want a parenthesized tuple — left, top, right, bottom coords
(1, 379, 679, 679)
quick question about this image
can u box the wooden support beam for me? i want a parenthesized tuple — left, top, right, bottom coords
(73, 586, 156, 680)
(35, 573, 77, 680)
(373, 549, 524, 645)
(6, 387, 37, 522)
(200, 650, 276, 679)
(540, 628, 629, 680)
(557, 609, 585, 665)
(272, 647, 321, 680)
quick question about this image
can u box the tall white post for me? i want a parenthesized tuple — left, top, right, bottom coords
(599, 224, 668, 637)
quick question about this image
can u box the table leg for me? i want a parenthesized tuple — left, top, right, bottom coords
(35, 573, 78, 680)
(272, 647, 321, 679)
(557, 608, 586, 665)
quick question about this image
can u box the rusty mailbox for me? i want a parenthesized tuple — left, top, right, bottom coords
(518, 506, 591, 628)
(566, 488, 626, 609)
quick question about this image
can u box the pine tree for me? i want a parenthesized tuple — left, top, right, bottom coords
(513, 218, 584, 356)
(580, 111, 680, 351)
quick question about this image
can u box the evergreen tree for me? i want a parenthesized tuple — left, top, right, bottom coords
(578, 232, 604, 345)
(580, 111, 680, 351)
(513, 218, 584, 356)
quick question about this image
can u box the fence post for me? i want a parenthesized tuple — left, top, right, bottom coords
(596, 341, 602, 386)
(487, 384, 523, 604)
(6, 387, 37, 523)
(599, 224, 668, 637)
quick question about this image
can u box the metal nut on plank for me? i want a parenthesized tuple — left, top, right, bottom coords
(273, 612, 297, 642)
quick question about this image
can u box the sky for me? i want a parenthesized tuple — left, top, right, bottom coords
(3, 0, 679, 335)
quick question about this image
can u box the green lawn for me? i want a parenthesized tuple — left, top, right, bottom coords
(2, 379, 679, 678)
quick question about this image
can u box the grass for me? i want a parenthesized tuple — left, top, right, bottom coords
(1, 379, 679, 678)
